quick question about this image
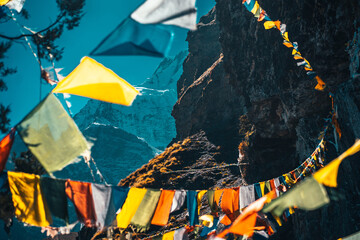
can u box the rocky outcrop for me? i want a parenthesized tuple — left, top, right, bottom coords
(120, 1, 360, 239)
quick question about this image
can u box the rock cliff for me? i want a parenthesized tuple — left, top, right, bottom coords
(119, 1, 360, 239)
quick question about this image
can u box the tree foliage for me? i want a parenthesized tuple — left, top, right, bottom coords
(0, 0, 85, 133)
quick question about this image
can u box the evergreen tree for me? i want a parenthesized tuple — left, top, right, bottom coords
(0, 0, 85, 133)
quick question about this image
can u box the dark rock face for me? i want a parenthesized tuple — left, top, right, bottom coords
(120, 1, 360, 239)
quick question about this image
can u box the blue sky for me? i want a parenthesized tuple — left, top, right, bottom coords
(0, 0, 215, 130)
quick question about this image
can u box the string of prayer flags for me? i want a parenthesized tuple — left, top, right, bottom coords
(40, 177, 69, 224)
(151, 190, 176, 226)
(242, 0, 270, 21)
(65, 180, 97, 227)
(90, 18, 174, 58)
(8, 171, 52, 227)
(187, 190, 199, 226)
(16, 94, 89, 173)
(0, 128, 15, 173)
(130, 0, 197, 30)
(314, 140, 360, 187)
(117, 188, 147, 229)
(52, 57, 139, 106)
(240, 0, 326, 91)
(131, 189, 161, 232)
(262, 177, 330, 217)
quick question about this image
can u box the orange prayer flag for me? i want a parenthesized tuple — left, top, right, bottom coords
(214, 189, 224, 208)
(65, 180, 97, 227)
(151, 190, 175, 226)
(283, 42, 293, 48)
(304, 67, 313, 71)
(221, 188, 240, 222)
(294, 55, 304, 60)
(315, 76, 326, 91)
(217, 191, 277, 238)
(0, 128, 15, 173)
(274, 21, 281, 30)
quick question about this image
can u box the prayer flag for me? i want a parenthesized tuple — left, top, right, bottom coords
(117, 188, 147, 229)
(52, 57, 139, 106)
(16, 94, 88, 173)
(240, 185, 256, 210)
(5, 0, 25, 12)
(0, 128, 15, 173)
(8, 171, 52, 227)
(112, 186, 130, 212)
(131, 189, 161, 231)
(314, 76, 326, 91)
(0, 0, 9, 5)
(92, 183, 116, 228)
(91, 18, 173, 58)
(151, 190, 175, 226)
(221, 188, 239, 223)
(170, 190, 186, 213)
(262, 177, 330, 217)
(40, 177, 68, 224)
(131, 0, 197, 30)
(187, 190, 199, 226)
(217, 191, 277, 238)
(314, 140, 360, 187)
(65, 180, 97, 227)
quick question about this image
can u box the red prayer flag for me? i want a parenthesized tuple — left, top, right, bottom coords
(0, 129, 15, 173)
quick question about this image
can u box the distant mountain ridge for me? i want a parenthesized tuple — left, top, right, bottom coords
(74, 50, 187, 150)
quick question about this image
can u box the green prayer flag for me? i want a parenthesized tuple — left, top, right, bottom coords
(207, 190, 217, 213)
(262, 177, 330, 217)
(16, 94, 88, 173)
(40, 177, 69, 224)
(130, 189, 161, 232)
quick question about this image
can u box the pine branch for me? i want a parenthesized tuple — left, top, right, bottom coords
(0, 12, 66, 40)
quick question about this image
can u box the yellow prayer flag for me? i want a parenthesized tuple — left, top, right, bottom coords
(251, 1, 260, 14)
(163, 230, 175, 240)
(282, 32, 290, 42)
(264, 21, 276, 30)
(292, 49, 299, 55)
(314, 140, 360, 187)
(259, 181, 265, 196)
(52, 57, 139, 106)
(8, 172, 52, 227)
(117, 188, 147, 228)
(197, 190, 207, 214)
(0, 0, 9, 5)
